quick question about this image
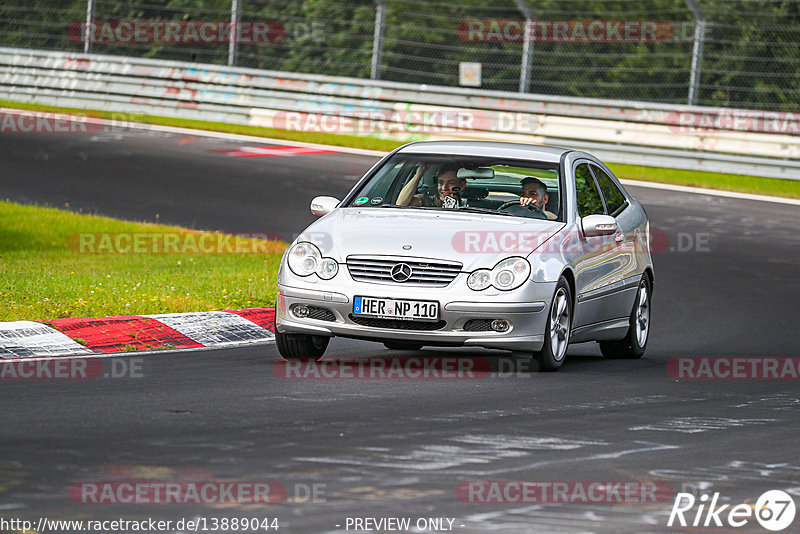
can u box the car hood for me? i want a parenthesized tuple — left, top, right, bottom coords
(294, 207, 564, 271)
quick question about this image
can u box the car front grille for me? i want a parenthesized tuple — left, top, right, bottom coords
(346, 256, 462, 286)
(348, 315, 447, 331)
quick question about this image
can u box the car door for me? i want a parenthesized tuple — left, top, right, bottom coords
(589, 163, 642, 319)
(572, 161, 620, 329)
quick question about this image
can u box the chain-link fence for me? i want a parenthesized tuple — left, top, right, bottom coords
(1, 0, 798, 111)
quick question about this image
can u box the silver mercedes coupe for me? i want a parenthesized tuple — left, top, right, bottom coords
(275, 141, 653, 371)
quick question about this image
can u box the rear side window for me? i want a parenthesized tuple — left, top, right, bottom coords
(592, 165, 627, 215)
(575, 163, 604, 217)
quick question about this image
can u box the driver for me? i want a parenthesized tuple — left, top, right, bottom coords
(397, 164, 467, 208)
(520, 177, 557, 220)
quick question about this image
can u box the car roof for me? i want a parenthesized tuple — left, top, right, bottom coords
(396, 140, 572, 164)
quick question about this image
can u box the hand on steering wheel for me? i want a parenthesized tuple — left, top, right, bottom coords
(498, 200, 545, 213)
(497, 200, 548, 219)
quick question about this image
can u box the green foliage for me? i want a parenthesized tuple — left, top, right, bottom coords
(0, 1, 797, 107)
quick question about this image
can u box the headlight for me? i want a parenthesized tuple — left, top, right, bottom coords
(467, 269, 492, 291)
(288, 242, 320, 276)
(287, 242, 339, 279)
(317, 258, 339, 280)
(468, 257, 530, 291)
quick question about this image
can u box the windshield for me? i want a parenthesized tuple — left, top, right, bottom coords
(346, 154, 562, 221)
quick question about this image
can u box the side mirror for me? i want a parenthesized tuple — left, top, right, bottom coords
(310, 196, 340, 217)
(582, 214, 617, 237)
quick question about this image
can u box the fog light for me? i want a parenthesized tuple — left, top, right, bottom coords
(491, 319, 510, 332)
(293, 304, 310, 318)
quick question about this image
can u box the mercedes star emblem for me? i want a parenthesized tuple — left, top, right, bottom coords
(390, 263, 413, 282)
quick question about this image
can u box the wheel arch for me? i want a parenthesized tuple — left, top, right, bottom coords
(643, 267, 654, 295)
(559, 267, 576, 311)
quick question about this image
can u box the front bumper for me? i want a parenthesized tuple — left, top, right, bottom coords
(275, 276, 555, 352)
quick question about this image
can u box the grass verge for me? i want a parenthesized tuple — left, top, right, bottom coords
(608, 163, 800, 199)
(0, 201, 286, 322)
(3, 99, 799, 199)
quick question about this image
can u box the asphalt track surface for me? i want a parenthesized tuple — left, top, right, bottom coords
(2, 127, 800, 533)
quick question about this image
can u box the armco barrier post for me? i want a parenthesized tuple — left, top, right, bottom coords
(513, 0, 533, 94)
(84, 0, 95, 54)
(371, 0, 386, 80)
(228, 0, 241, 66)
(685, 0, 706, 106)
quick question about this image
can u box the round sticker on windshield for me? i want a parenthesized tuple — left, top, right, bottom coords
(370, 197, 384, 205)
(354, 196, 369, 205)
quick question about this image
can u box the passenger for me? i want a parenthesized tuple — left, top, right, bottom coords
(520, 177, 557, 220)
(397, 164, 466, 208)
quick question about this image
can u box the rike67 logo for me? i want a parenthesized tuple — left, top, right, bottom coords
(668, 490, 796, 531)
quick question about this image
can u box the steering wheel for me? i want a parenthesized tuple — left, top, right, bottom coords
(498, 200, 548, 219)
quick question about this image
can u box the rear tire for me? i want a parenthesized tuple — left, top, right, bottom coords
(383, 341, 424, 351)
(599, 276, 651, 359)
(275, 332, 329, 361)
(534, 277, 572, 372)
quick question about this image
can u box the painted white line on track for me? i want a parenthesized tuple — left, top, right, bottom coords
(4, 107, 796, 205)
(144, 123, 387, 156)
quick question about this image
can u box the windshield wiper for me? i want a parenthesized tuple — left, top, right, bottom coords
(380, 204, 442, 210)
(456, 206, 515, 217)
(380, 205, 514, 216)
(380, 204, 422, 209)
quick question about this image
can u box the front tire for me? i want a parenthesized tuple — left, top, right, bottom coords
(599, 276, 651, 359)
(275, 332, 329, 361)
(534, 278, 572, 372)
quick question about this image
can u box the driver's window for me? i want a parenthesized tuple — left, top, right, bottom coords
(591, 165, 627, 216)
(352, 161, 407, 206)
(575, 163, 605, 217)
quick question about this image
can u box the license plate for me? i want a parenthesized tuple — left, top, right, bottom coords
(353, 296, 439, 322)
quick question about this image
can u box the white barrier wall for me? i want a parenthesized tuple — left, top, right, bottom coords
(1, 47, 798, 179)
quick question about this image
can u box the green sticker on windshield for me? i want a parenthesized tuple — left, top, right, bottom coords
(354, 196, 369, 205)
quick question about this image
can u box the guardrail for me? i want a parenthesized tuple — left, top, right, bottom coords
(1, 46, 798, 180)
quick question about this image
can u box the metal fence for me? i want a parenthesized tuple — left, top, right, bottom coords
(1, 0, 799, 111)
